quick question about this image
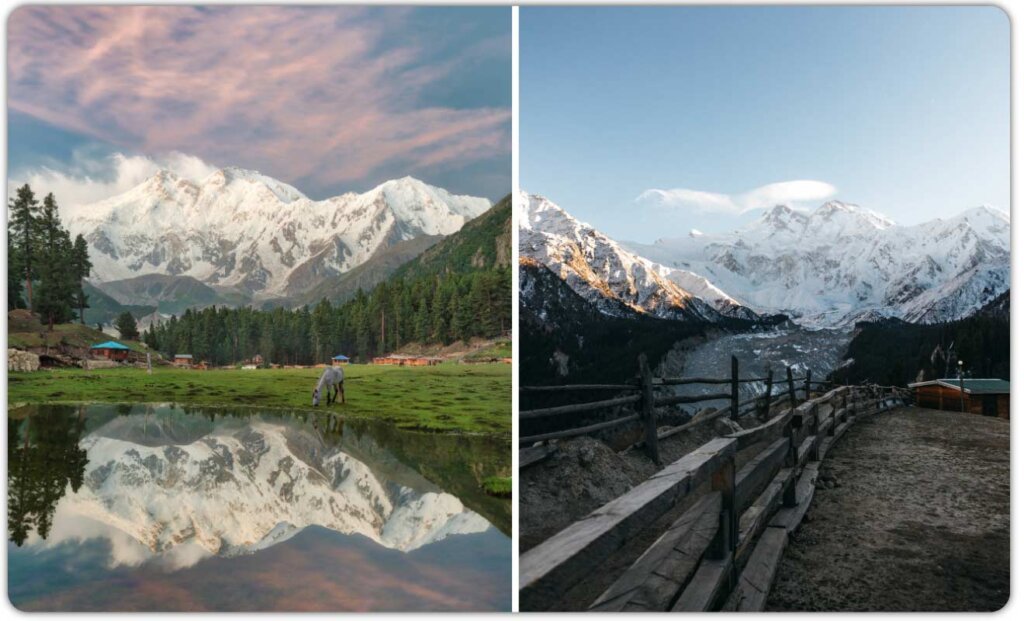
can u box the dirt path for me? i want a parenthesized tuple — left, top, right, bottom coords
(768, 407, 1010, 612)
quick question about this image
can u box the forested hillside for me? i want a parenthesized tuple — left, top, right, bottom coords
(830, 293, 1010, 386)
(393, 194, 512, 280)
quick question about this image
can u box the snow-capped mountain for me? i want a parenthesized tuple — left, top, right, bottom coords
(31, 414, 490, 568)
(627, 201, 1010, 327)
(66, 168, 491, 301)
(518, 192, 759, 322)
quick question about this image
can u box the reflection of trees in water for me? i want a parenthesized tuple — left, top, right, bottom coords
(8, 406, 89, 546)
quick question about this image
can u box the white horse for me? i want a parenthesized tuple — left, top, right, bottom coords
(313, 366, 345, 406)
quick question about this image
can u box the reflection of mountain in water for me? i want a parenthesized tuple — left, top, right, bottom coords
(10, 406, 497, 568)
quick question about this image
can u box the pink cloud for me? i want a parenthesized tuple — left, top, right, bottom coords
(7, 6, 510, 193)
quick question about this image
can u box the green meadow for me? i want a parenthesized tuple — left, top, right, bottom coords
(7, 363, 511, 435)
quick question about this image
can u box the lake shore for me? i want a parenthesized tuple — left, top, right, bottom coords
(7, 364, 511, 435)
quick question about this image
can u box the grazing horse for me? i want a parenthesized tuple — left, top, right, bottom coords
(312, 367, 345, 406)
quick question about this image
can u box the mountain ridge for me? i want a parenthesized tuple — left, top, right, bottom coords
(524, 193, 1008, 328)
(67, 167, 492, 304)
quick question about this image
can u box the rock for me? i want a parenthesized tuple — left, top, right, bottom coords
(8, 349, 40, 372)
(578, 445, 596, 467)
(82, 359, 118, 370)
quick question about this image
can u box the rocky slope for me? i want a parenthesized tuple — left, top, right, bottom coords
(518, 192, 759, 323)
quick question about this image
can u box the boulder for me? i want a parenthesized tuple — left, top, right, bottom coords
(8, 349, 40, 372)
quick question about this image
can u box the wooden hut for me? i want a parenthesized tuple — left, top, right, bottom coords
(908, 378, 1010, 419)
(90, 341, 130, 361)
(332, 355, 350, 366)
(173, 354, 194, 368)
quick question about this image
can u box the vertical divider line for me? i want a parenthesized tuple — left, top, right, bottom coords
(511, 5, 520, 613)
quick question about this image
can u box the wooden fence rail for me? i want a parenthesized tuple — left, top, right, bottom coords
(520, 355, 841, 464)
(520, 383, 912, 611)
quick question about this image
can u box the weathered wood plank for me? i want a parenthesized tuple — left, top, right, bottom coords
(795, 435, 815, 468)
(653, 405, 731, 443)
(518, 413, 640, 445)
(519, 394, 641, 420)
(722, 526, 789, 611)
(590, 493, 722, 611)
(670, 556, 733, 612)
(655, 376, 734, 386)
(736, 467, 792, 569)
(726, 408, 794, 450)
(654, 392, 732, 407)
(520, 437, 737, 611)
(735, 437, 790, 514)
(520, 383, 639, 393)
(769, 463, 820, 534)
(520, 445, 556, 469)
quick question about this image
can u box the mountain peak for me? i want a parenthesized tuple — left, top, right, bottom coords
(199, 166, 306, 203)
(810, 200, 894, 230)
(756, 203, 808, 234)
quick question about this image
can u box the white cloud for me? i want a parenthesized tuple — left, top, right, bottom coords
(637, 179, 838, 214)
(10, 150, 220, 211)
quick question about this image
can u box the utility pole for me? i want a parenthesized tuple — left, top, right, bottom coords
(958, 360, 966, 413)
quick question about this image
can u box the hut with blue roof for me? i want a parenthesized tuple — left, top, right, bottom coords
(90, 341, 130, 362)
(332, 354, 350, 366)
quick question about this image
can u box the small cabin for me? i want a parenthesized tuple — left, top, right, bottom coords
(90, 341, 130, 361)
(908, 378, 1010, 419)
(173, 354, 194, 368)
(332, 355, 350, 366)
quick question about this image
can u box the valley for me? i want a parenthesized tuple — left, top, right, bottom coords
(519, 191, 1010, 385)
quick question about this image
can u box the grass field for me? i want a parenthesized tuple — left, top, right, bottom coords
(482, 476, 512, 498)
(7, 364, 511, 434)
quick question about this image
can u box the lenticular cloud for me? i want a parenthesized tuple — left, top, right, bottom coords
(637, 179, 838, 214)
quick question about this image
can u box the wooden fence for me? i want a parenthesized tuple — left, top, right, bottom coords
(520, 354, 835, 465)
(519, 380, 911, 612)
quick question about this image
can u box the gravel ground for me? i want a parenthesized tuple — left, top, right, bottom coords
(768, 407, 1010, 612)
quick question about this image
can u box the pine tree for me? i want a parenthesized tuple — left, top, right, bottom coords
(311, 298, 332, 362)
(9, 184, 40, 310)
(115, 311, 139, 341)
(7, 241, 25, 310)
(69, 234, 92, 324)
(34, 194, 76, 330)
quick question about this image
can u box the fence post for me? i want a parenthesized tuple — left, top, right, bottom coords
(783, 416, 799, 507)
(804, 370, 812, 401)
(638, 354, 660, 465)
(707, 458, 736, 560)
(762, 367, 774, 419)
(810, 403, 821, 460)
(787, 367, 797, 407)
(730, 356, 739, 420)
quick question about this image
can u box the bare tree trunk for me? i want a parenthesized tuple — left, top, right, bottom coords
(24, 267, 32, 310)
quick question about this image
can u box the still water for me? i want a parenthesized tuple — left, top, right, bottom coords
(7, 404, 511, 611)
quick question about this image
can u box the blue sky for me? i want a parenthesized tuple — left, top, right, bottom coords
(8, 6, 511, 204)
(521, 6, 1010, 241)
